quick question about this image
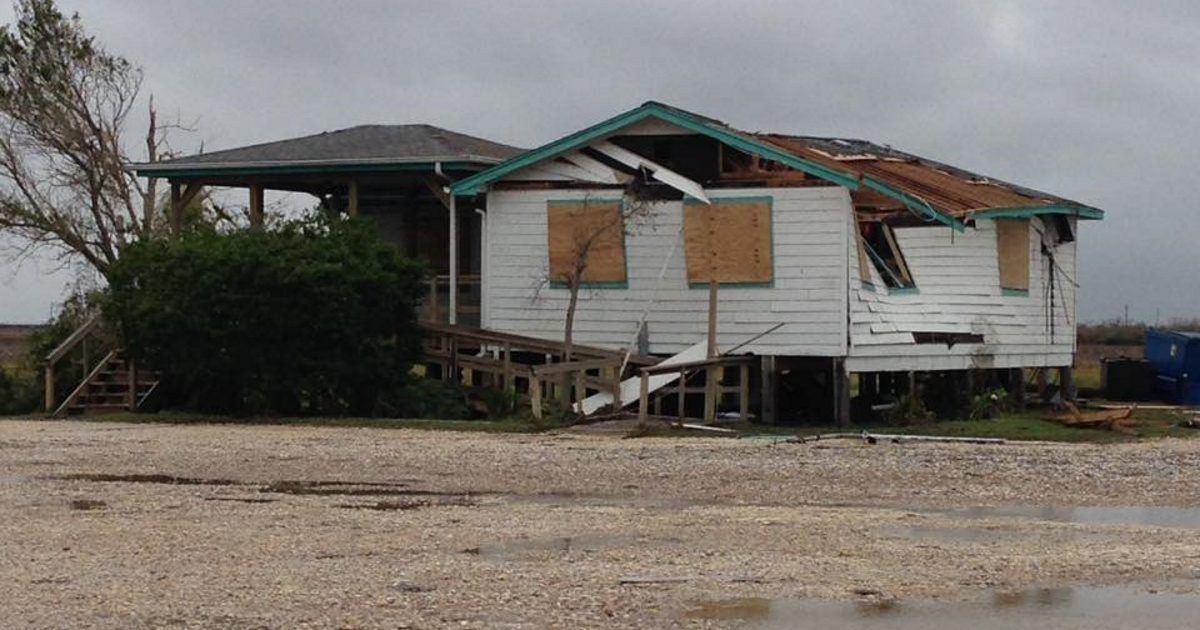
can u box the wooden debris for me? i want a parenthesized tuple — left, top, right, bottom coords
(1047, 402, 1137, 435)
(677, 423, 738, 435)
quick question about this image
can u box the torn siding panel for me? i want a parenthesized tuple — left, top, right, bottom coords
(847, 217, 1077, 371)
(484, 186, 851, 356)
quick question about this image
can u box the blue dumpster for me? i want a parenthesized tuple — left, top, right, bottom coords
(1145, 329, 1200, 405)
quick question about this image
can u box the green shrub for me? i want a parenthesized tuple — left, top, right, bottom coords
(0, 368, 38, 415)
(968, 387, 1010, 421)
(388, 377, 471, 420)
(104, 215, 428, 417)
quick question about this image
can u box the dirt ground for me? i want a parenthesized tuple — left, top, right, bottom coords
(3, 420, 1200, 629)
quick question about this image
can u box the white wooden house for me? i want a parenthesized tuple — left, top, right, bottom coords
(448, 102, 1102, 421)
(133, 102, 1100, 423)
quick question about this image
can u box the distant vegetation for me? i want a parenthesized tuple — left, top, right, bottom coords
(1077, 318, 1200, 346)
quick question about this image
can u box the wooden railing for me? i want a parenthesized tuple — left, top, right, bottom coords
(529, 358, 624, 421)
(638, 355, 754, 424)
(422, 274, 482, 325)
(422, 322, 653, 418)
(43, 312, 111, 413)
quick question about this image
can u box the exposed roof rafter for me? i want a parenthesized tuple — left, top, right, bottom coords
(590, 140, 709, 204)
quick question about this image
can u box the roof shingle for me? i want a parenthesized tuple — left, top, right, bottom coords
(137, 124, 524, 172)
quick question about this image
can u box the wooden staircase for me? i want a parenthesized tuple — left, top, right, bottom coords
(44, 314, 161, 417)
(57, 352, 160, 416)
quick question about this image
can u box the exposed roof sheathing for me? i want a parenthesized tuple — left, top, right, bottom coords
(760, 135, 1086, 220)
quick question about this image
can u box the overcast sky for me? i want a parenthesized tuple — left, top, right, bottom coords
(1, 0, 1197, 324)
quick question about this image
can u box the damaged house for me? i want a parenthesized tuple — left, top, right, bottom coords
(111, 101, 1100, 424)
(447, 102, 1101, 422)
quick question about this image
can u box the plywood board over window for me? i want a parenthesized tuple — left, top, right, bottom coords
(547, 199, 627, 286)
(683, 197, 773, 285)
(996, 218, 1030, 293)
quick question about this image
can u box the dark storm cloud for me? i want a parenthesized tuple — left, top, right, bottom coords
(2, 0, 1198, 322)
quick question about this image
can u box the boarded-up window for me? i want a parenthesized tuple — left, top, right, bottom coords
(996, 219, 1030, 292)
(547, 200, 627, 285)
(683, 198, 773, 285)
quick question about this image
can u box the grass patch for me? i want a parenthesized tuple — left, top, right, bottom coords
(1075, 365, 1102, 392)
(871, 415, 1123, 443)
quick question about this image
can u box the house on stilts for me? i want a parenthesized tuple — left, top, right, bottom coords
(444, 101, 1101, 423)
(50, 101, 1099, 423)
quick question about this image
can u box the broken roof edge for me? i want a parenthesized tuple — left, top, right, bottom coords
(860, 176, 967, 232)
(449, 101, 864, 196)
(970, 205, 1105, 221)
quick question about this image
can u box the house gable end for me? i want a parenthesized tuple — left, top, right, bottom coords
(449, 102, 863, 196)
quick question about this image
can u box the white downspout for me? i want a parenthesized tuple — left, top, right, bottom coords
(475, 208, 487, 329)
(448, 194, 458, 326)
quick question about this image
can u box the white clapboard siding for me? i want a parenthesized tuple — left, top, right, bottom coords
(847, 215, 1078, 372)
(483, 187, 851, 355)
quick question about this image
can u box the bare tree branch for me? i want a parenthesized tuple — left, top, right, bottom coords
(0, 0, 192, 280)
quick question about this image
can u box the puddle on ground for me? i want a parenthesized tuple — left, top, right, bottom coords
(55, 473, 238, 486)
(202, 496, 278, 505)
(260, 480, 414, 496)
(465, 534, 634, 559)
(68, 498, 107, 510)
(52, 473, 479, 501)
(947, 505, 1200, 529)
(685, 584, 1200, 629)
(338, 495, 476, 511)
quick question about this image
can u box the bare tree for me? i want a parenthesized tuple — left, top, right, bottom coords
(554, 192, 653, 362)
(0, 0, 181, 277)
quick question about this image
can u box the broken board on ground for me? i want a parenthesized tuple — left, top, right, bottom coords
(575, 340, 709, 416)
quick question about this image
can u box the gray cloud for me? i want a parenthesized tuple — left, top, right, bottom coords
(1, 0, 1197, 323)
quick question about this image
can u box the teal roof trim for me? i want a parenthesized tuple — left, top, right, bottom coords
(862, 175, 966, 232)
(450, 102, 861, 196)
(972, 205, 1105, 221)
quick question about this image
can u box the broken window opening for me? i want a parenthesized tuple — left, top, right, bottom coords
(1049, 214, 1075, 244)
(859, 222, 915, 289)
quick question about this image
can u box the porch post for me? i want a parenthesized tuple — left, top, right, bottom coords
(448, 194, 458, 325)
(348, 180, 360, 218)
(169, 182, 182, 236)
(249, 184, 264, 229)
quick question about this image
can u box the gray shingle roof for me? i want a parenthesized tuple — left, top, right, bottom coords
(135, 124, 524, 172)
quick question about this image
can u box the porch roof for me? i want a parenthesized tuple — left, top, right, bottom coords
(130, 124, 525, 180)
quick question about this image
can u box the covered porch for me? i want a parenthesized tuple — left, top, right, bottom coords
(131, 124, 524, 326)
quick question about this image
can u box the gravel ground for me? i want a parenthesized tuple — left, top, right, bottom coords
(3, 419, 1200, 629)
